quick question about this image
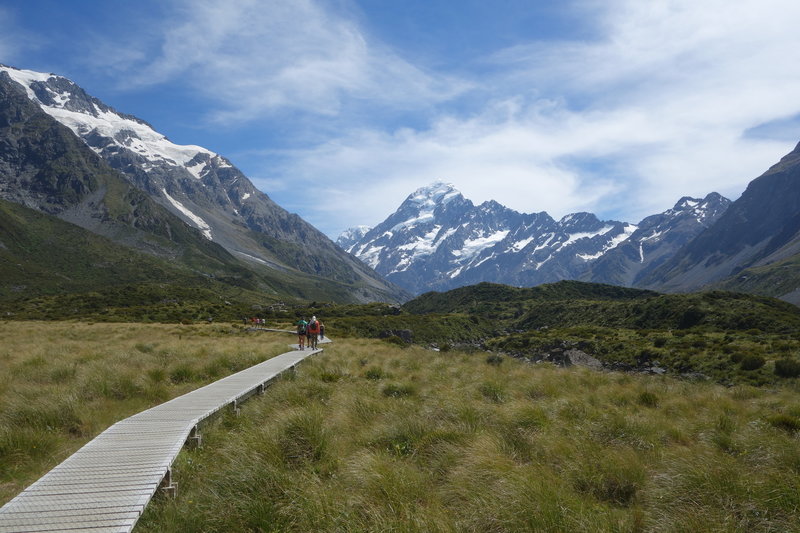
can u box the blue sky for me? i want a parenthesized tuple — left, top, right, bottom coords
(3, 0, 800, 238)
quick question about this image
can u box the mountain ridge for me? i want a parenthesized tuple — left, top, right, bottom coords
(339, 181, 730, 295)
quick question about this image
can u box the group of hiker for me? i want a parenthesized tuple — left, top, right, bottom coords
(296, 315, 324, 349)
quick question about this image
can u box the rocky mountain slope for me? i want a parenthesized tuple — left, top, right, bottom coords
(641, 141, 800, 304)
(581, 193, 731, 286)
(0, 65, 406, 303)
(339, 182, 729, 295)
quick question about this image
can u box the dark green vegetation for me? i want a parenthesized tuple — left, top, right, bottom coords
(321, 281, 800, 386)
(0, 200, 391, 318)
(135, 337, 800, 532)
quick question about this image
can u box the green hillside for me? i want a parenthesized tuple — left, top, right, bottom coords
(403, 281, 657, 315)
(321, 281, 800, 386)
(0, 200, 396, 319)
(403, 280, 800, 333)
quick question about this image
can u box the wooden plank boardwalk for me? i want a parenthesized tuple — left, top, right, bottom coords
(0, 337, 329, 533)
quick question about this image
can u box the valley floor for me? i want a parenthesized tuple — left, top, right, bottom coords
(1, 322, 799, 531)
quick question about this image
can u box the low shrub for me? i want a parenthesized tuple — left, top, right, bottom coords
(637, 391, 659, 408)
(774, 358, 800, 378)
(766, 414, 800, 433)
(740, 355, 765, 371)
(363, 367, 386, 380)
(486, 354, 504, 366)
(479, 381, 506, 403)
(382, 383, 415, 398)
(382, 335, 407, 347)
(169, 364, 194, 384)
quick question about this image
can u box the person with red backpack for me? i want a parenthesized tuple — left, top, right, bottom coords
(296, 317, 308, 349)
(307, 316, 320, 349)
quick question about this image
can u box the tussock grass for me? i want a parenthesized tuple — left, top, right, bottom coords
(2, 322, 798, 530)
(127, 338, 800, 532)
(0, 321, 289, 505)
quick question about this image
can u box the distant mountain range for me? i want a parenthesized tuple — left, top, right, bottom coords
(339, 142, 800, 304)
(337, 182, 731, 295)
(0, 64, 407, 304)
(2, 62, 797, 308)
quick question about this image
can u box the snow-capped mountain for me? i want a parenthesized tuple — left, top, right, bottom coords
(340, 182, 731, 295)
(336, 225, 372, 251)
(581, 193, 731, 286)
(0, 64, 406, 302)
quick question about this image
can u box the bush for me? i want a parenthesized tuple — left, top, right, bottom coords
(678, 307, 705, 329)
(739, 355, 765, 371)
(766, 414, 800, 433)
(169, 364, 194, 383)
(382, 335, 407, 347)
(382, 383, 415, 398)
(486, 354, 504, 366)
(637, 391, 659, 408)
(479, 381, 505, 403)
(774, 358, 800, 378)
(363, 367, 386, 380)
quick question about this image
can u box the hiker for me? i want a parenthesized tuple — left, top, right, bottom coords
(319, 320, 325, 340)
(307, 316, 320, 349)
(296, 317, 308, 349)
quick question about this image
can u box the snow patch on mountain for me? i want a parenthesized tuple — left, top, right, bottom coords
(576, 224, 638, 261)
(162, 188, 212, 240)
(453, 230, 510, 259)
(1, 65, 229, 178)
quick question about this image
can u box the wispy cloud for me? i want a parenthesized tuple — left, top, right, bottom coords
(82, 0, 800, 238)
(95, 0, 465, 122)
(267, 0, 800, 236)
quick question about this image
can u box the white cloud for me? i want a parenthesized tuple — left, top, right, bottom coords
(267, 0, 800, 236)
(101, 0, 465, 122)
(83, 0, 800, 238)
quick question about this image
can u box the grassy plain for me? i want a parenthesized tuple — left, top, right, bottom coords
(0, 321, 289, 505)
(1, 321, 799, 531)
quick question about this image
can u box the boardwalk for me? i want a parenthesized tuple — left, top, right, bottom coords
(0, 338, 329, 533)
